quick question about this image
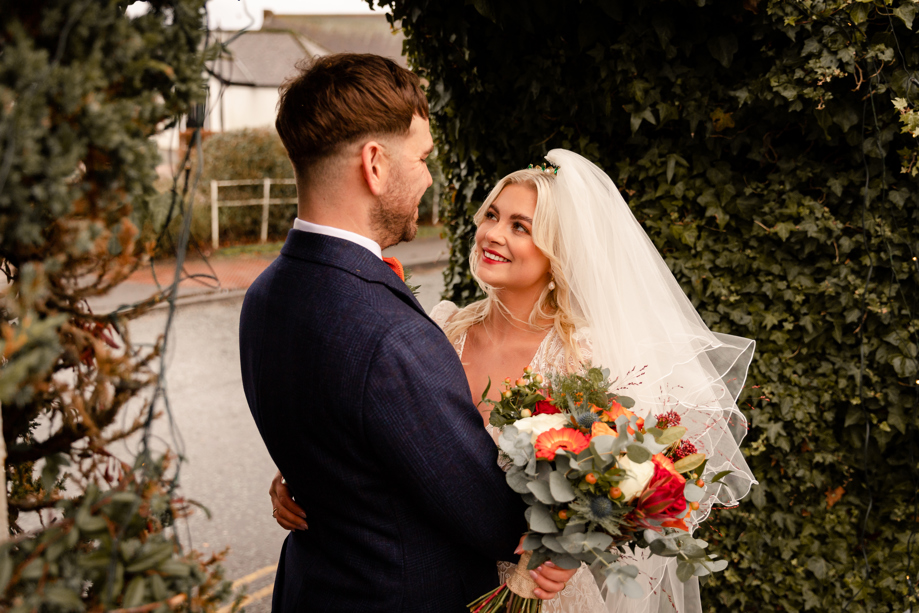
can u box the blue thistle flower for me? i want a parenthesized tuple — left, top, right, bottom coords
(589, 496, 613, 519)
(576, 412, 599, 429)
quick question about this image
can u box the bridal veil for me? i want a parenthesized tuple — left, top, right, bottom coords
(544, 149, 756, 613)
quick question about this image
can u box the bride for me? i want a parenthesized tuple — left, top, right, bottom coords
(270, 149, 756, 612)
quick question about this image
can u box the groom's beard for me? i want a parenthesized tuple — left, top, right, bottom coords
(372, 162, 419, 247)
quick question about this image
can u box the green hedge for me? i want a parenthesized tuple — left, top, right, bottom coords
(196, 128, 298, 245)
(381, 0, 919, 610)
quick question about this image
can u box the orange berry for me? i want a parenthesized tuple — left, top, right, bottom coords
(516, 378, 527, 387)
(585, 473, 598, 485)
(520, 409, 532, 418)
(502, 390, 512, 399)
(504, 377, 512, 385)
(534, 374, 544, 384)
(690, 501, 700, 510)
(696, 479, 704, 488)
(524, 366, 533, 374)
(609, 487, 622, 499)
(558, 510, 569, 520)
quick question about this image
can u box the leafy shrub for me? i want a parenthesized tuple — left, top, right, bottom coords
(194, 128, 297, 246)
(382, 0, 919, 610)
(0, 1, 235, 610)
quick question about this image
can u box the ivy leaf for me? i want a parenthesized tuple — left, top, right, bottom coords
(707, 35, 738, 68)
(893, 3, 917, 29)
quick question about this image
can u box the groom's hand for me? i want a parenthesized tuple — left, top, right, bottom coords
(269, 470, 308, 531)
(530, 561, 579, 600)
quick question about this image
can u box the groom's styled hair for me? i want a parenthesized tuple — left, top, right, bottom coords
(276, 53, 429, 184)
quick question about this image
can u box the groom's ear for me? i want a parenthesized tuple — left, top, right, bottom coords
(360, 140, 388, 196)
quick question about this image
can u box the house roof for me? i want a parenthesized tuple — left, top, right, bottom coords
(261, 12, 407, 68)
(210, 30, 329, 87)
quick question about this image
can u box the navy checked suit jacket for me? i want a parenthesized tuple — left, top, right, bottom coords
(239, 230, 526, 612)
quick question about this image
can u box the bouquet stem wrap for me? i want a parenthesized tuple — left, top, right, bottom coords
(507, 551, 540, 598)
(467, 551, 543, 613)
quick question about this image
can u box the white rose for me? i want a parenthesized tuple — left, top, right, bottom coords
(514, 413, 570, 444)
(617, 455, 655, 502)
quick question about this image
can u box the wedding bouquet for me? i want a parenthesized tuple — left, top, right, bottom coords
(468, 366, 732, 613)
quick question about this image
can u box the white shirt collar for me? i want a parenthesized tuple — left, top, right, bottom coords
(292, 218, 382, 260)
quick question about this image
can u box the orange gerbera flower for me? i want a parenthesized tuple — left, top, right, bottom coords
(534, 428, 590, 461)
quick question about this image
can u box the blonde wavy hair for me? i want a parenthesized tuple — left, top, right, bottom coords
(442, 168, 585, 365)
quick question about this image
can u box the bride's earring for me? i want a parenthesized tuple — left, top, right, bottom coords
(548, 279, 556, 291)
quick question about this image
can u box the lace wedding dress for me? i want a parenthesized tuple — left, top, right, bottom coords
(430, 300, 606, 613)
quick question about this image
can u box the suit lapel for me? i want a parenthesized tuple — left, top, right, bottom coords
(280, 230, 433, 323)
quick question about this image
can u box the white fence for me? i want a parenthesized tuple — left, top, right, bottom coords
(209, 178, 297, 249)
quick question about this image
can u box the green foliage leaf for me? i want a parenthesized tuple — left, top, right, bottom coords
(626, 444, 651, 464)
(525, 504, 559, 534)
(527, 480, 556, 505)
(549, 470, 577, 502)
(652, 426, 687, 446)
(672, 453, 705, 474)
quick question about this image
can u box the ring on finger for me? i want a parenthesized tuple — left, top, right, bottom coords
(271, 507, 278, 517)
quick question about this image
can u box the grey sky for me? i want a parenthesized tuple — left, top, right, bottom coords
(206, 0, 377, 29)
(127, 1, 378, 29)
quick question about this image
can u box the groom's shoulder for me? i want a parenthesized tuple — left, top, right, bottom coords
(244, 240, 435, 336)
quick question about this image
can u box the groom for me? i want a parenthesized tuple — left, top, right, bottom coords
(240, 54, 539, 612)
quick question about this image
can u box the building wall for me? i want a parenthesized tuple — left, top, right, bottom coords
(210, 79, 280, 132)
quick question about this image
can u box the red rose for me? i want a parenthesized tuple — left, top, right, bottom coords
(633, 459, 687, 522)
(533, 400, 561, 415)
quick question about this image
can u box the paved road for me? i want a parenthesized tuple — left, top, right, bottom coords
(126, 265, 447, 612)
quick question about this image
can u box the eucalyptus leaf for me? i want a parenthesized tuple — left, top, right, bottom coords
(549, 470, 577, 502)
(527, 549, 551, 570)
(527, 480, 556, 505)
(684, 483, 706, 502)
(626, 443, 652, 464)
(506, 466, 532, 494)
(676, 561, 696, 583)
(548, 553, 582, 570)
(542, 534, 567, 553)
(525, 504, 559, 533)
(522, 534, 543, 551)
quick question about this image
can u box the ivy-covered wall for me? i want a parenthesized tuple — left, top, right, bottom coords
(379, 0, 919, 610)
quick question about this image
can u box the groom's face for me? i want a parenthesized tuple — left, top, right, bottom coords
(374, 116, 434, 248)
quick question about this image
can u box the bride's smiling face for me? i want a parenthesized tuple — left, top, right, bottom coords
(474, 183, 551, 293)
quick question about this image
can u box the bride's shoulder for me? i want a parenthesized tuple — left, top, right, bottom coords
(572, 326, 594, 357)
(573, 326, 592, 345)
(428, 300, 460, 329)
